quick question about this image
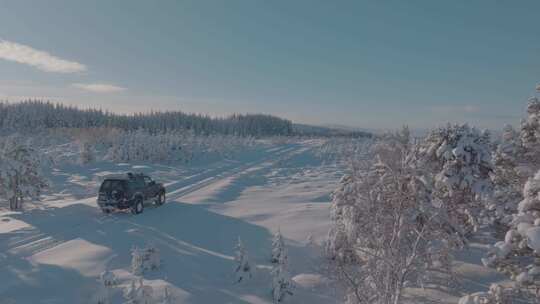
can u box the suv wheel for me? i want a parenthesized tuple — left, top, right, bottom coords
(156, 192, 165, 206)
(132, 198, 144, 215)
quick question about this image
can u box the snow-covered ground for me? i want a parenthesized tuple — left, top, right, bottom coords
(0, 140, 511, 303)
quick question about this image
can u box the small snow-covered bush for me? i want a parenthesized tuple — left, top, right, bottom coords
(79, 140, 95, 164)
(234, 237, 252, 283)
(270, 231, 294, 303)
(100, 270, 118, 287)
(458, 284, 514, 304)
(131, 245, 161, 275)
(124, 278, 154, 304)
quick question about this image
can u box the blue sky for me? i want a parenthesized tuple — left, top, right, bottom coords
(0, 0, 538, 129)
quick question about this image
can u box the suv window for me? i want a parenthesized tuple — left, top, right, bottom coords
(143, 177, 152, 185)
(132, 177, 145, 189)
(100, 180, 126, 192)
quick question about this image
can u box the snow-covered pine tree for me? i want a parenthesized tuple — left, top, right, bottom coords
(463, 84, 540, 304)
(0, 137, 48, 210)
(327, 128, 459, 304)
(518, 89, 540, 179)
(234, 237, 252, 283)
(270, 233, 293, 303)
(419, 123, 493, 238)
(482, 170, 540, 300)
(487, 124, 523, 232)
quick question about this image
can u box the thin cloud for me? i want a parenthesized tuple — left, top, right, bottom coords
(0, 39, 86, 73)
(72, 83, 127, 93)
(431, 105, 480, 114)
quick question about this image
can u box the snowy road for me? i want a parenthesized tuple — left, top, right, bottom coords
(0, 140, 342, 304)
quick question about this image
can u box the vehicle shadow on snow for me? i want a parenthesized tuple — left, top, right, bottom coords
(4, 201, 274, 303)
(0, 254, 101, 304)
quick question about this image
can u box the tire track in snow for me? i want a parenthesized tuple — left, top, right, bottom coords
(165, 145, 301, 201)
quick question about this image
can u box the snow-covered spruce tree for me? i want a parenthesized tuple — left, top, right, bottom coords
(234, 237, 252, 283)
(481, 170, 540, 300)
(0, 137, 48, 210)
(418, 124, 493, 238)
(271, 232, 294, 303)
(271, 229, 285, 264)
(517, 89, 540, 180)
(326, 128, 459, 304)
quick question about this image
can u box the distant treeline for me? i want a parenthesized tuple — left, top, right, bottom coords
(0, 100, 293, 137)
(293, 123, 372, 138)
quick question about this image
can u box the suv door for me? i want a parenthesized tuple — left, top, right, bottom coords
(143, 176, 156, 199)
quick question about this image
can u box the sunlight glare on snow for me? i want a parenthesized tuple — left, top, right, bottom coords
(29, 238, 114, 277)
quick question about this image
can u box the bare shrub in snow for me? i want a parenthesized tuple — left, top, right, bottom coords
(271, 231, 294, 303)
(234, 237, 252, 283)
(326, 128, 459, 304)
(418, 124, 493, 237)
(0, 137, 48, 210)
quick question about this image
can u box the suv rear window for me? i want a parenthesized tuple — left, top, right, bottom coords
(100, 180, 126, 192)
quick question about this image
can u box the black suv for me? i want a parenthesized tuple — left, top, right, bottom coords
(97, 173, 166, 214)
